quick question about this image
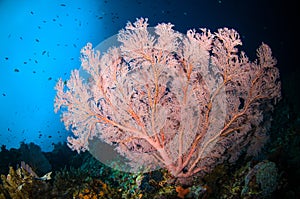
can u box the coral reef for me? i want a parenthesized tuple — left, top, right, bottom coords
(0, 166, 51, 199)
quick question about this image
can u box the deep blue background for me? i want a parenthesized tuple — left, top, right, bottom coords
(0, 0, 296, 151)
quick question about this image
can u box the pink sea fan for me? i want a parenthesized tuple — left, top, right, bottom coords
(54, 18, 281, 179)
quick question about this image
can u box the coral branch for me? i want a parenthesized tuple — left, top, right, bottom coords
(54, 18, 281, 180)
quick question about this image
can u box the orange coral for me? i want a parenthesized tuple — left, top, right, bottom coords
(176, 185, 190, 199)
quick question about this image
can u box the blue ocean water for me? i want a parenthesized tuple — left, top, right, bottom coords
(1, 0, 293, 152)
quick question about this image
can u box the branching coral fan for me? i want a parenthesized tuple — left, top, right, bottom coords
(54, 18, 281, 179)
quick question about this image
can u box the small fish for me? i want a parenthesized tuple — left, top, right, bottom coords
(21, 161, 52, 181)
(42, 50, 46, 55)
(36, 172, 52, 181)
(14, 68, 20, 72)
